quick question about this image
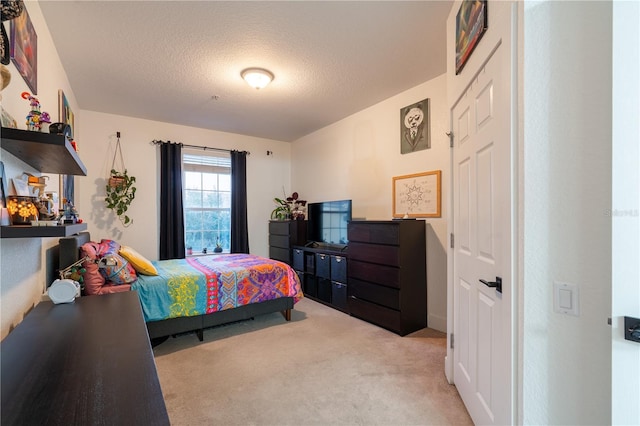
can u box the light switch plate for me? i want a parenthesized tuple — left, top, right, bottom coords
(554, 281, 580, 316)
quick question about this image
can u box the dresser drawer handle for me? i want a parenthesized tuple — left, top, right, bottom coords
(319, 254, 326, 259)
(335, 257, 343, 262)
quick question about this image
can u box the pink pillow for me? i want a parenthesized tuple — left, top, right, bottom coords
(80, 242, 106, 295)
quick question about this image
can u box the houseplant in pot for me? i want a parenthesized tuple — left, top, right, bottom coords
(270, 192, 306, 220)
(105, 169, 137, 226)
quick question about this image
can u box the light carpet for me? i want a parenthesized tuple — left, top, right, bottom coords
(153, 297, 472, 425)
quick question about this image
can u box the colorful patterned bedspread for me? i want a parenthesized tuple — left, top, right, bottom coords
(130, 254, 303, 322)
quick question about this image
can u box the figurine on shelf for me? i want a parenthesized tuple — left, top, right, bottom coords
(21, 91, 51, 131)
(61, 198, 79, 224)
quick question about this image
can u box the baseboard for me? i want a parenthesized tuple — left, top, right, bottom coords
(428, 312, 446, 333)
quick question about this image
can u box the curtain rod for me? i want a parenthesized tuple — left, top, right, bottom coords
(151, 140, 249, 155)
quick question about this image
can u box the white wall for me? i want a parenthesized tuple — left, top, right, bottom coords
(523, 1, 612, 424)
(0, 1, 77, 339)
(291, 74, 449, 332)
(77, 111, 291, 260)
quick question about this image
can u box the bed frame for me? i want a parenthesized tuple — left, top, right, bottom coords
(59, 232, 294, 341)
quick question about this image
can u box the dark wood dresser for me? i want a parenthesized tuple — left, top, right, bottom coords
(268, 220, 307, 266)
(347, 220, 427, 336)
(1, 291, 169, 425)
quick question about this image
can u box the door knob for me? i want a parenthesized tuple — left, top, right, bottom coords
(479, 277, 502, 293)
(624, 316, 640, 343)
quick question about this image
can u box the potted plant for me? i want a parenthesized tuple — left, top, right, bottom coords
(186, 246, 193, 256)
(105, 169, 137, 226)
(271, 197, 292, 220)
(271, 192, 306, 220)
(214, 238, 223, 253)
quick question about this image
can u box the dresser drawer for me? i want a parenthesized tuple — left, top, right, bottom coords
(348, 259, 399, 288)
(269, 220, 291, 235)
(348, 223, 399, 245)
(348, 297, 402, 334)
(269, 234, 291, 249)
(269, 246, 290, 263)
(348, 242, 399, 267)
(349, 278, 399, 310)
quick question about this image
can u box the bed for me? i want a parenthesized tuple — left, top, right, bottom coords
(59, 232, 303, 341)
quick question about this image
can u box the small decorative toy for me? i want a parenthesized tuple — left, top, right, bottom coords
(58, 256, 90, 289)
(21, 91, 51, 131)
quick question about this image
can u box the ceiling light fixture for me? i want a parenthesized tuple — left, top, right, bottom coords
(241, 68, 274, 90)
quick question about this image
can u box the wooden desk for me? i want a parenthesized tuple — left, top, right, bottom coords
(1, 291, 169, 425)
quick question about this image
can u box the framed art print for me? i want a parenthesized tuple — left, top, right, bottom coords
(58, 89, 74, 138)
(10, 5, 37, 94)
(400, 98, 430, 154)
(455, 0, 488, 75)
(393, 170, 441, 218)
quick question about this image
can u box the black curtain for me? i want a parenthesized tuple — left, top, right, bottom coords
(230, 150, 249, 253)
(159, 141, 185, 260)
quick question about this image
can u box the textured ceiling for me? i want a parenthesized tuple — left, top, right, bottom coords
(39, 1, 452, 142)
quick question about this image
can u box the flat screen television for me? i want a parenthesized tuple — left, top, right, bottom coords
(307, 199, 352, 247)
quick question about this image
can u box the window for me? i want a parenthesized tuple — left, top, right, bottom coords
(183, 150, 231, 253)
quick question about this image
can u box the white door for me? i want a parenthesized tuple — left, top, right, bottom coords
(451, 43, 512, 425)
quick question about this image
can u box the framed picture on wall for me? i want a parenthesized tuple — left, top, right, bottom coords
(400, 98, 430, 154)
(58, 89, 74, 138)
(455, 0, 488, 75)
(392, 170, 441, 218)
(9, 5, 37, 94)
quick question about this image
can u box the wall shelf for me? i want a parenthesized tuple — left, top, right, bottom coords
(0, 223, 87, 239)
(1, 127, 87, 176)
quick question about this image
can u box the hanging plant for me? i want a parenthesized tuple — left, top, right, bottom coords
(105, 169, 136, 226)
(105, 132, 136, 226)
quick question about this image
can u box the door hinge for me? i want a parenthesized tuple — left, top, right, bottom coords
(450, 233, 454, 248)
(450, 333, 454, 349)
(447, 131, 454, 147)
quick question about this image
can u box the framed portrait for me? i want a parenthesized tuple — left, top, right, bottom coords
(400, 98, 430, 154)
(455, 0, 488, 75)
(58, 89, 74, 138)
(10, 5, 37, 94)
(392, 170, 441, 218)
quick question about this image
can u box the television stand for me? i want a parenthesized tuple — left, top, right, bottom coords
(292, 244, 348, 313)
